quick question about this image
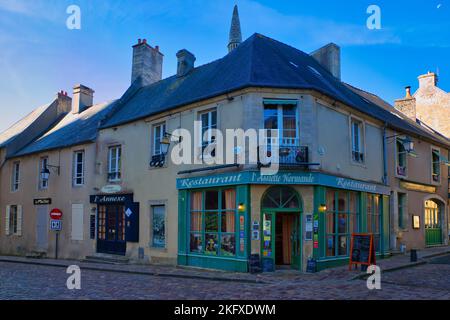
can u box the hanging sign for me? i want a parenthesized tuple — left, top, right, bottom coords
(349, 233, 376, 270)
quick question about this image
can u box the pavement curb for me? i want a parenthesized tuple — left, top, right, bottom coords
(0, 257, 262, 284)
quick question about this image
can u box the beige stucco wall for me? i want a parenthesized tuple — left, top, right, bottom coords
(0, 144, 97, 259)
(387, 128, 449, 250)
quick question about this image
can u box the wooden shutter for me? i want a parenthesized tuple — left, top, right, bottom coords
(16, 205, 23, 236)
(71, 204, 84, 241)
(5, 205, 10, 236)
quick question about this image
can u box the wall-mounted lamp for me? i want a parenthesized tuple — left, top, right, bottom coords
(318, 204, 327, 213)
(40, 163, 60, 182)
(386, 135, 416, 156)
(238, 203, 246, 212)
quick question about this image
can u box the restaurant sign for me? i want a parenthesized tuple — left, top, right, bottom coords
(34, 198, 52, 205)
(177, 171, 390, 195)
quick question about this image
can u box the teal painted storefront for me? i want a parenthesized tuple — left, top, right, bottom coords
(177, 170, 390, 272)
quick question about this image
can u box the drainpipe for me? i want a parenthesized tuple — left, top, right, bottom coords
(382, 123, 388, 186)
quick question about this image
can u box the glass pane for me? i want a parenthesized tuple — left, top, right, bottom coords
(349, 192, 358, 214)
(205, 191, 219, 210)
(220, 234, 236, 256)
(262, 213, 272, 257)
(337, 191, 347, 212)
(350, 213, 358, 233)
(221, 212, 235, 233)
(338, 235, 348, 256)
(326, 235, 335, 257)
(190, 233, 203, 253)
(205, 213, 218, 232)
(152, 206, 165, 248)
(190, 212, 202, 232)
(326, 191, 335, 212)
(221, 189, 236, 210)
(338, 213, 347, 234)
(264, 106, 278, 130)
(190, 192, 202, 211)
(205, 233, 218, 255)
(326, 213, 335, 234)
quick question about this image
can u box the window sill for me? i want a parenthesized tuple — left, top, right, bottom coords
(350, 160, 366, 168)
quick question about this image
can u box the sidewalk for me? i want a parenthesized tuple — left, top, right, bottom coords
(0, 245, 449, 283)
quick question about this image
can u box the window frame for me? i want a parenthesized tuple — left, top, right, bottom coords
(189, 188, 238, 257)
(108, 145, 122, 182)
(350, 117, 365, 164)
(151, 204, 166, 249)
(11, 161, 20, 192)
(431, 147, 441, 184)
(8, 205, 18, 235)
(397, 192, 407, 230)
(152, 123, 166, 157)
(395, 137, 408, 178)
(367, 194, 382, 253)
(198, 108, 218, 156)
(72, 150, 85, 187)
(263, 103, 299, 146)
(38, 157, 49, 190)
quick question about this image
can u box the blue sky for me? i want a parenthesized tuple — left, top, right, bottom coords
(0, 0, 449, 132)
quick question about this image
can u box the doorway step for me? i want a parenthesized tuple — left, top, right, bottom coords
(83, 253, 130, 265)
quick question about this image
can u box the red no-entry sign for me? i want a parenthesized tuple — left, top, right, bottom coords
(50, 208, 63, 220)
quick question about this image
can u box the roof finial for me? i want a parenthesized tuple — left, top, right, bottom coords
(228, 5, 242, 53)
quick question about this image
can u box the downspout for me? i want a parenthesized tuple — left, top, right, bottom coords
(382, 123, 388, 186)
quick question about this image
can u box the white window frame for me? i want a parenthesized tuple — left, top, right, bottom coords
(39, 157, 49, 190)
(5, 205, 22, 236)
(108, 145, 121, 182)
(395, 137, 408, 178)
(11, 161, 20, 192)
(431, 146, 441, 184)
(153, 123, 166, 156)
(263, 103, 299, 146)
(198, 109, 218, 158)
(350, 117, 365, 164)
(73, 150, 85, 186)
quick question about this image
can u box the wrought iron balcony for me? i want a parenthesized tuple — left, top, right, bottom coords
(258, 143, 316, 168)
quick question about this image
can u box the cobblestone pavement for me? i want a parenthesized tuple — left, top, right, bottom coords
(0, 258, 449, 300)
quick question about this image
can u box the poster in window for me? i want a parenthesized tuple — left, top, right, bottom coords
(152, 206, 165, 248)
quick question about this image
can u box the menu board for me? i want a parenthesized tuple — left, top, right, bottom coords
(349, 233, 376, 270)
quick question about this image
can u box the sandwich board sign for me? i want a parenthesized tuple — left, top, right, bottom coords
(349, 233, 376, 270)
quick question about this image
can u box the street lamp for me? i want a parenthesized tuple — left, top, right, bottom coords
(40, 164, 60, 182)
(160, 135, 171, 156)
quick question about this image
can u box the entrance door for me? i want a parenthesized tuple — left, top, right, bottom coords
(36, 206, 48, 251)
(425, 200, 442, 246)
(97, 204, 126, 255)
(275, 213, 300, 268)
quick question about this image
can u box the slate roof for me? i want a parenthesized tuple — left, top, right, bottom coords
(0, 102, 51, 147)
(13, 100, 118, 157)
(102, 33, 449, 148)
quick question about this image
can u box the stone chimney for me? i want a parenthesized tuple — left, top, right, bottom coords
(72, 84, 94, 114)
(310, 43, 341, 80)
(56, 90, 72, 115)
(176, 49, 196, 77)
(395, 86, 416, 120)
(418, 71, 438, 89)
(131, 39, 163, 86)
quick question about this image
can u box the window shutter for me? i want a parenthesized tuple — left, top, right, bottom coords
(5, 205, 10, 236)
(16, 205, 23, 236)
(71, 204, 84, 241)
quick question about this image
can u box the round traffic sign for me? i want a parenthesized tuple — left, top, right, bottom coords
(50, 208, 63, 220)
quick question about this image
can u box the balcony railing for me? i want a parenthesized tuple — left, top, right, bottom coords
(259, 139, 312, 166)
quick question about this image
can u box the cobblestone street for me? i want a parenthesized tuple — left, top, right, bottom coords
(0, 254, 449, 300)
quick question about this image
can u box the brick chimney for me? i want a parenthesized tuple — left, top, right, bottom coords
(418, 71, 438, 89)
(72, 84, 94, 114)
(56, 90, 72, 115)
(131, 39, 163, 86)
(310, 43, 341, 80)
(176, 49, 196, 77)
(395, 86, 416, 120)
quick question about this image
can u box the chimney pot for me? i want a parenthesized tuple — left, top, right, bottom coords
(405, 86, 412, 98)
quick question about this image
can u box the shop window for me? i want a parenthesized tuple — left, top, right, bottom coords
(367, 194, 382, 252)
(189, 189, 236, 257)
(152, 205, 166, 248)
(431, 148, 441, 183)
(325, 190, 359, 258)
(396, 138, 407, 177)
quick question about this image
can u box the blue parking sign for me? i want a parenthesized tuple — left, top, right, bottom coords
(50, 219, 62, 231)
